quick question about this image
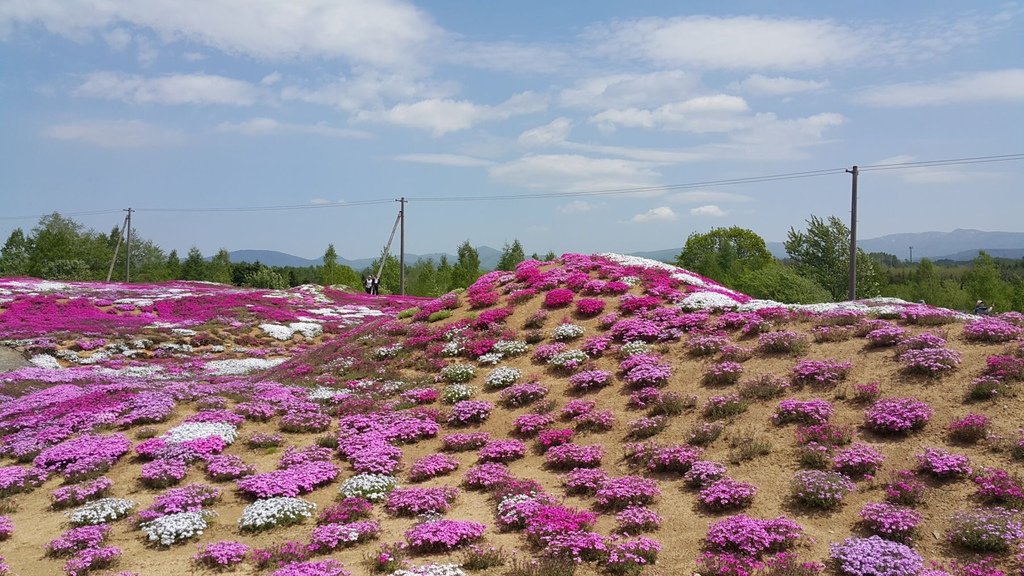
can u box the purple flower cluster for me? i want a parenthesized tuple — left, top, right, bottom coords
(773, 398, 833, 425)
(832, 443, 885, 478)
(447, 400, 494, 426)
(236, 461, 339, 498)
(791, 470, 855, 509)
(619, 354, 673, 387)
(478, 439, 527, 463)
(192, 540, 250, 569)
(408, 453, 460, 481)
(308, 520, 381, 551)
(595, 475, 660, 509)
(615, 506, 662, 533)
(698, 477, 758, 511)
(916, 448, 972, 479)
(704, 361, 744, 386)
(946, 507, 1023, 552)
(34, 433, 132, 482)
(704, 514, 803, 557)
(512, 413, 554, 436)
(973, 467, 1024, 507)
(758, 331, 809, 355)
(963, 317, 1023, 343)
(568, 369, 611, 392)
(499, 382, 548, 407)
(859, 502, 922, 542)
(404, 519, 486, 552)
(51, 477, 112, 509)
(829, 536, 922, 576)
(386, 486, 459, 516)
(790, 359, 852, 388)
(865, 397, 932, 434)
(441, 432, 490, 452)
(865, 325, 907, 347)
(683, 461, 728, 488)
(947, 413, 991, 444)
(899, 347, 962, 376)
(545, 443, 604, 469)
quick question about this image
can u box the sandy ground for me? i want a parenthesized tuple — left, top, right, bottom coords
(0, 347, 29, 373)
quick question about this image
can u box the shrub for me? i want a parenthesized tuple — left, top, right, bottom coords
(595, 476, 660, 510)
(645, 444, 704, 473)
(865, 326, 907, 348)
(832, 443, 885, 478)
(193, 540, 250, 569)
(536, 428, 574, 452)
(791, 470, 855, 509)
(946, 508, 1023, 552)
(484, 367, 521, 389)
(688, 422, 725, 446)
(545, 444, 604, 469)
(884, 470, 927, 506)
(404, 519, 486, 553)
(478, 439, 526, 463)
(140, 510, 214, 546)
(627, 416, 667, 439)
(947, 413, 990, 444)
(409, 454, 460, 482)
(704, 361, 744, 386)
(552, 323, 585, 341)
(773, 399, 833, 425)
(758, 331, 809, 355)
(338, 474, 397, 502)
(698, 478, 757, 511)
(963, 317, 1023, 343)
(603, 536, 661, 574)
(973, 467, 1024, 508)
(738, 374, 789, 400)
(726, 428, 772, 464)
(683, 461, 728, 489)
(66, 498, 135, 526)
(704, 514, 803, 557)
(386, 487, 459, 516)
(462, 463, 511, 491)
(791, 359, 851, 388)
(615, 506, 662, 533)
(447, 400, 494, 426)
(441, 364, 476, 383)
(499, 382, 548, 408)
(317, 498, 372, 525)
(563, 468, 607, 495)
(568, 370, 611, 392)
(573, 409, 616, 432)
(829, 536, 922, 576)
(703, 394, 747, 420)
(864, 398, 932, 434)
(648, 390, 690, 416)
(512, 413, 554, 436)
(795, 423, 854, 447)
(858, 502, 922, 542)
(575, 298, 606, 317)
(460, 545, 510, 570)
(688, 334, 731, 356)
(898, 347, 961, 376)
(547, 349, 589, 372)
(544, 288, 575, 309)
(916, 448, 972, 479)
(238, 497, 316, 532)
(852, 382, 881, 404)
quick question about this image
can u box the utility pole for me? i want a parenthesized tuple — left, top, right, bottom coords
(845, 166, 858, 301)
(106, 213, 130, 282)
(398, 197, 406, 295)
(909, 246, 913, 264)
(124, 208, 133, 282)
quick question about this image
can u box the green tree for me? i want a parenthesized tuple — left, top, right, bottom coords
(366, 251, 400, 294)
(962, 251, 1010, 311)
(406, 258, 439, 296)
(0, 228, 32, 276)
(451, 240, 481, 288)
(181, 247, 207, 280)
(28, 213, 87, 277)
(42, 259, 90, 280)
(677, 227, 774, 287)
(165, 250, 181, 279)
(322, 244, 343, 285)
(207, 249, 233, 284)
(543, 251, 557, 262)
(784, 215, 882, 300)
(497, 239, 526, 271)
(735, 263, 832, 304)
(244, 266, 288, 289)
(435, 255, 453, 294)
(231, 261, 262, 285)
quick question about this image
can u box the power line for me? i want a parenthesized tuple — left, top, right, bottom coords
(137, 198, 394, 213)
(0, 208, 124, 222)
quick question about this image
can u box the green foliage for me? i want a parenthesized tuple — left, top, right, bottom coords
(962, 251, 1010, 311)
(677, 226, 774, 287)
(0, 229, 31, 276)
(181, 247, 207, 280)
(244, 266, 288, 290)
(321, 244, 343, 285)
(165, 250, 181, 280)
(428, 310, 452, 322)
(497, 239, 526, 271)
(207, 249, 233, 284)
(784, 215, 882, 300)
(397, 307, 419, 319)
(366, 251, 400, 294)
(452, 240, 481, 288)
(41, 259, 90, 280)
(435, 255, 453, 294)
(735, 263, 832, 304)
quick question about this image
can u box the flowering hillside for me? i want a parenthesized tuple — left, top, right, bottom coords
(0, 255, 1022, 576)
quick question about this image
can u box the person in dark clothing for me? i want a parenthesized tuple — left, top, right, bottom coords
(370, 277, 380, 295)
(363, 276, 373, 294)
(974, 300, 992, 315)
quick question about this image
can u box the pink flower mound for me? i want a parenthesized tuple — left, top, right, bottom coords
(865, 398, 932, 434)
(973, 467, 1024, 507)
(512, 413, 554, 436)
(832, 443, 885, 478)
(963, 317, 1023, 343)
(791, 359, 852, 388)
(564, 468, 608, 495)
(698, 478, 758, 511)
(524, 505, 598, 544)
(773, 399, 834, 425)
(193, 540, 250, 569)
(916, 448, 972, 479)
(596, 476, 660, 509)
(619, 354, 673, 387)
(140, 458, 188, 488)
(537, 428, 574, 451)
(408, 453, 459, 482)
(385, 486, 459, 516)
(859, 502, 922, 543)
(568, 370, 611, 392)
(462, 463, 511, 490)
(204, 454, 254, 481)
(34, 433, 132, 481)
(544, 288, 575, 309)
(308, 520, 381, 552)
(404, 519, 485, 552)
(235, 461, 339, 498)
(51, 477, 112, 509)
(441, 432, 490, 452)
(447, 400, 494, 426)
(138, 483, 220, 520)
(575, 298, 606, 317)
(610, 318, 662, 342)
(705, 515, 803, 557)
(0, 465, 46, 496)
(646, 444, 704, 473)
(478, 439, 527, 463)
(270, 559, 352, 576)
(545, 443, 604, 469)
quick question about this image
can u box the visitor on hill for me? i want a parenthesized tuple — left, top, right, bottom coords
(974, 300, 992, 315)
(363, 276, 372, 294)
(370, 277, 380, 295)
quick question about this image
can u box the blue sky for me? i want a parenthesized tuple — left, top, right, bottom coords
(2, 1, 1023, 260)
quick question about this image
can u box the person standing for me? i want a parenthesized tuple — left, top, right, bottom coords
(370, 276, 380, 295)
(363, 276, 372, 294)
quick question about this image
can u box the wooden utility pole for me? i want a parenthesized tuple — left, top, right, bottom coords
(124, 208, 133, 282)
(106, 213, 130, 282)
(398, 197, 406, 295)
(845, 166, 858, 301)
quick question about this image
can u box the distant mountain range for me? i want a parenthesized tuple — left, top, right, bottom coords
(223, 229, 1024, 269)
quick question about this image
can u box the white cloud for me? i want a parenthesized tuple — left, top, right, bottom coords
(872, 155, 993, 185)
(0, 0, 443, 69)
(518, 117, 572, 147)
(75, 72, 259, 106)
(282, 73, 457, 112)
(182, 52, 206, 61)
(670, 191, 751, 204)
(590, 95, 751, 132)
(731, 74, 828, 96)
(360, 92, 547, 136)
(260, 72, 282, 86)
(559, 70, 702, 110)
(854, 69, 1024, 107)
(448, 40, 574, 74)
(216, 118, 370, 139)
(584, 12, 1013, 71)
(559, 200, 595, 214)
(102, 27, 132, 50)
(42, 120, 185, 147)
(631, 206, 677, 223)
(690, 205, 727, 217)
(392, 153, 494, 167)
(561, 141, 708, 163)
(490, 154, 662, 193)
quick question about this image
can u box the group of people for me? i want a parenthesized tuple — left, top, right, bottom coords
(363, 276, 380, 295)
(974, 299, 994, 315)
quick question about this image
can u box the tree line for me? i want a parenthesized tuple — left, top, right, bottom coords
(677, 216, 1024, 313)
(0, 213, 545, 296)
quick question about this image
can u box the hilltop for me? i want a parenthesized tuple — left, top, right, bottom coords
(0, 255, 1022, 576)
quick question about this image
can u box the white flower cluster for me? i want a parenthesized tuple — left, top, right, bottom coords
(548, 349, 589, 368)
(441, 340, 465, 357)
(619, 276, 640, 286)
(308, 386, 347, 402)
(476, 352, 503, 365)
(441, 384, 474, 404)
(484, 366, 521, 389)
(205, 357, 286, 376)
(164, 422, 238, 445)
(67, 498, 136, 525)
(440, 363, 476, 383)
(620, 341, 651, 357)
(140, 510, 214, 546)
(259, 321, 323, 341)
(29, 354, 61, 369)
(238, 497, 316, 531)
(679, 291, 741, 311)
(391, 564, 467, 576)
(444, 325, 469, 341)
(552, 323, 585, 341)
(492, 340, 528, 357)
(374, 344, 403, 359)
(339, 474, 398, 502)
